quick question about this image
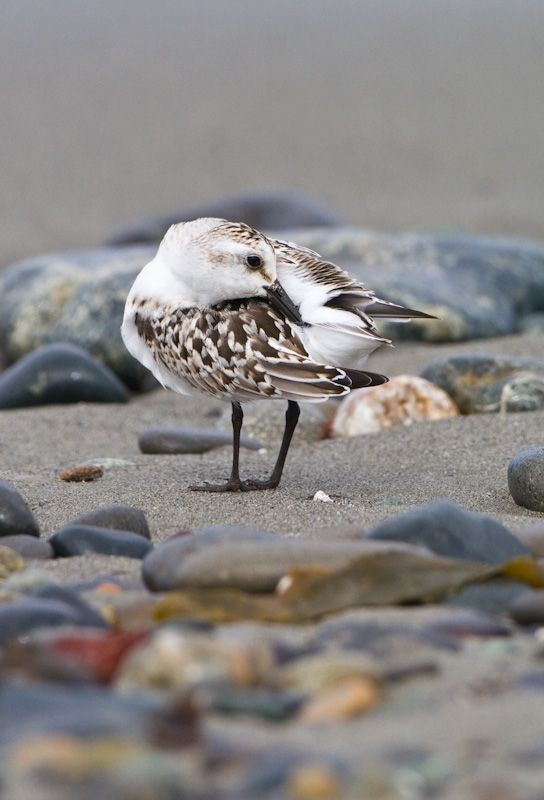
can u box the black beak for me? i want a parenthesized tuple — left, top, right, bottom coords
(264, 280, 305, 326)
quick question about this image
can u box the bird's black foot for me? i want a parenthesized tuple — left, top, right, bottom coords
(189, 476, 280, 492)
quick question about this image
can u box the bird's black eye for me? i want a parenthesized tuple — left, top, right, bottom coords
(246, 254, 262, 270)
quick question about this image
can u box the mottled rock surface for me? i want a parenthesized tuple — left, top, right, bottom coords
(508, 447, 544, 512)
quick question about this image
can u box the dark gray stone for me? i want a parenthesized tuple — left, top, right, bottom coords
(445, 579, 529, 614)
(508, 447, 544, 512)
(138, 426, 262, 454)
(519, 312, 544, 334)
(421, 354, 544, 414)
(0, 246, 155, 390)
(68, 505, 151, 540)
(0, 479, 40, 538)
(142, 526, 279, 591)
(0, 343, 129, 408)
(105, 190, 342, 246)
(363, 499, 529, 563)
(32, 583, 109, 627)
(0, 534, 53, 559)
(0, 594, 107, 645)
(49, 524, 154, 558)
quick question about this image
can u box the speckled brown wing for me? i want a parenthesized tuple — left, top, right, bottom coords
(135, 298, 351, 402)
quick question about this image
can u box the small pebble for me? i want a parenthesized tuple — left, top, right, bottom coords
(298, 676, 381, 722)
(510, 590, 544, 626)
(0, 535, 53, 560)
(0, 545, 25, 579)
(287, 763, 341, 800)
(68, 505, 151, 540)
(508, 447, 544, 512)
(48, 524, 153, 559)
(277, 651, 382, 694)
(60, 465, 104, 482)
(312, 491, 333, 503)
(0, 479, 40, 538)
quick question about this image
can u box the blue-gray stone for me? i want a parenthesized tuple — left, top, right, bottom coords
(49, 524, 154, 558)
(421, 353, 544, 413)
(138, 426, 262, 454)
(32, 583, 109, 627)
(0, 594, 107, 645)
(106, 190, 342, 246)
(0, 479, 40, 538)
(67, 505, 151, 540)
(0, 681, 166, 753)
(363, 499, 529, 564)
(508, 447, 544, 512)
(0, 246, 155, 389)
(0, 343, 130, 408)
(0, 534, 53, 559)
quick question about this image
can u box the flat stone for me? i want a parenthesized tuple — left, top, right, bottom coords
(0, 535, 53, 560)
(49, 525, 154, 559)
(0, 479, 40, 538)
(0, 343, 129, 409)
(508, 447, 544, 512)
(445, 579, 529, 614)
(142, 526, 280, 591)
(68, 505, 151, 540)
(142, 529, 430, 592)
(0, 595, 106, 645)
(138, 426, 262, 454)
(105, 190, 342, 246)
(421, 353, 544, 414)
(363, 499, 529, 563)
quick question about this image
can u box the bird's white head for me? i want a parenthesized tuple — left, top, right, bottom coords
(155, 218, 278, 307)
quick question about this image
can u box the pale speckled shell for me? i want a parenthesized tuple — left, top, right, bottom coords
(331, 374, 459, 437)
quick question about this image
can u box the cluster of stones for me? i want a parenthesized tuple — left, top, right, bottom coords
(2, 478, 544, 797)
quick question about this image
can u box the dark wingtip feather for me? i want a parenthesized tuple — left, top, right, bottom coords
(344, 369, 389, 388)
(364, 301, 437, 320)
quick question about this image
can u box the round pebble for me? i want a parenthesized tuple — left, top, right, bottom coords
(0, 479, 40, 538)
(0, 343, 129, 409)
(48, 525, 154, 559)
(68, 505, 151, 540)
(508, 447, 544, 512)
(0, 535, 53, 560)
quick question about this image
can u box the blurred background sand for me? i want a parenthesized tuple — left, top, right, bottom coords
(1, 0, 544, 269)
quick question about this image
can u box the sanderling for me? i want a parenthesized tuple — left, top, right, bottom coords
(121, 218, 434, 492)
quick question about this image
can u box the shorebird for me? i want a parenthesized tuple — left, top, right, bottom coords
(122, 218, 434, 491)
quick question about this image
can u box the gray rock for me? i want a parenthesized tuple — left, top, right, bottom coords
(508, 447, 544, 512)
(0, 246, 155, 389)
(363, 499, 529, 564)
(138, 426, 262, 454)
(105, 190, 342, 246)
(68, 505, 151, 540)
(216, 401, 326, 446)
(420, 354, 544, 413)
(49, 524, 154, 559)
(0, 479, 40, 538)
(514, 523, 544, 557)
(445, 580, 529, 614)
(519, 312, 544, 334)
(284, 229, 544, 342)
(0, 535, 53, 560)
(142, 527, 430, 593)
(0, 343, 129, 408)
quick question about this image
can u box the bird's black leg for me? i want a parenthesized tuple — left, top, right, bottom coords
(190, 400, 300, 492)
(244, 400, 300, 490)
(190, 401, 245, 492)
